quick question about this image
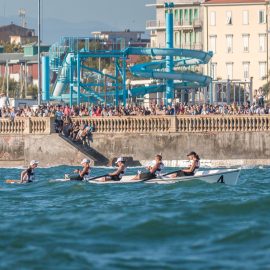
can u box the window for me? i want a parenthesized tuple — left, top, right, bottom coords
(184, 9, 189, 22)
(259, 34, 266, 52)
(259, 10, 265, 24)
(243, 10, 249, 25)
(242, 34, 249, 52)
(226, 11, 232, 25)
(243, 62, 250, 79)
(210, 11, 216, 26)
(174, 9, 179, 20)
(226, 35, 233, 53)
(211, 63, 217, 80)
(259, 62, 267, 79)
(180, 9, 183, 25)
(209, 35, 217, 53)
(174, 31, 180, 47)
(226, 63, 233, 79)
(194, 8, 199, 19)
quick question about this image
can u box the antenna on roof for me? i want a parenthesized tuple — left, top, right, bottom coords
(18, 8, 27, 28)
(3, 1, 6, 17)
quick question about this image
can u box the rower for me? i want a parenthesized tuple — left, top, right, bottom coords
(21, 160, 39, 183)
(66, 158, 91, 181)
(169, 151, 200, 178)
(132, 154, 164, 180)
(101, 157, 126, 182)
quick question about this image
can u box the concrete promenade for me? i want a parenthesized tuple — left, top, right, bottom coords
(1, 115, 270, 166)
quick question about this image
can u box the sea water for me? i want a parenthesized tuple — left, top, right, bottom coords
(0, 166, 269, 270)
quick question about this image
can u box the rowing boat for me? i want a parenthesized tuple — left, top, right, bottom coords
(87, 169, 241, 185)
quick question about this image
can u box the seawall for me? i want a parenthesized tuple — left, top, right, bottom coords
(90, 132, 270, 166)
(1, 116, 270, 167)
(1, 132, 270, 167)
(0, 134, 87, 167)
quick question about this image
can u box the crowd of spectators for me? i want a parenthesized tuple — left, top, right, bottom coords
(1, 101, 270, 120)
(0, 88, 269, 121)
(61, 117, 93, 146)
(1, 90, 269, 145)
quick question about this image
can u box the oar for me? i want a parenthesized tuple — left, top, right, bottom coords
(5, 179, 21, 184)
(139, 170, 180, 182)
(86, 174, 109, 181)
(161, 170, 180, 177)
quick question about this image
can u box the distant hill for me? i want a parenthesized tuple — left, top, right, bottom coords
(0, 15, 114, 44)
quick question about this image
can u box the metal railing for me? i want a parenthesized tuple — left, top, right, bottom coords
(146, 19, 202, 30)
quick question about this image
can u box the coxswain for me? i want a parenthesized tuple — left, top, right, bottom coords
(101, 157, 126, 182)
(20, 160, 39, 183)
(169, 151, 200, 178)
(132, 154, 164, 180)
(66, 158, 91, 181)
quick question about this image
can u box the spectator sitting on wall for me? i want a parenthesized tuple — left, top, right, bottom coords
(55, 106, 64, 133)
(0, 92, 10, 110)
(70, 121, 80, 141)
(258, 87, 264, 108)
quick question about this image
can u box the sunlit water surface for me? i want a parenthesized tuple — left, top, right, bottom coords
(0, 166, 269, 270)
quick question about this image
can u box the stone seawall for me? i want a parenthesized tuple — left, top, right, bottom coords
(0, 134, 87, 167)
(1, 116, 270, 167)
(90, 132, 270, 166)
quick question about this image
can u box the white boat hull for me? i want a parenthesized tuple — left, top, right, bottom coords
(87, 169, 241, 185)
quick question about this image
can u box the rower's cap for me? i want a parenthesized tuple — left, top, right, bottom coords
(115, 157, 124, 163)
(81, 158, 90, 164)
(187, 151, 196, 156)
(30, 160, 39, 165)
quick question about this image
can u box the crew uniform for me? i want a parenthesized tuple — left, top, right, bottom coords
(68, 168, 90, 181)
(176, 159, 200, 177)
(25, 167, 35, 182)
(109, 167, 126, 181)
(139, 161, 164, 180)
(107, 157, 126, 181)
(67, 158, 91, 181)
(21, 160, 39, 183)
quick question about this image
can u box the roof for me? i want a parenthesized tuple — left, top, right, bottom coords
(0, 53, 38, 64)
(0, 23, 34, 32)
(203, 0, 267, 4)
(92, 30, 144, 35)
(22, 42, 50, 48)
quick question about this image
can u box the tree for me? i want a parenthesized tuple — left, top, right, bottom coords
(262, 72, 270, 101)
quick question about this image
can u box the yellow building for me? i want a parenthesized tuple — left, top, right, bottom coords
(146, 0, 204, 50)
(203, 0, 269, 90)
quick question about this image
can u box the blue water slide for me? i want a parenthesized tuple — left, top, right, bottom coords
(124, 48, 213, 97)
(52, 53, 73, 97)
(49, 42, 213, 102)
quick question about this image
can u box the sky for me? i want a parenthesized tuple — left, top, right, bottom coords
(0, 0, 156, 43)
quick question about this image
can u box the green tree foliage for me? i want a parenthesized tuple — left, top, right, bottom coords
(262, 72, 270, 99)
(0, 77, 20, 97)
(0, 77, 37, 98)
(0, 41, 23, 53)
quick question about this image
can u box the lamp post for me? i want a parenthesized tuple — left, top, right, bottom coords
(102, 68, 108, 107)
(37, 0, 41, 105)
(126, 79, 131, 105)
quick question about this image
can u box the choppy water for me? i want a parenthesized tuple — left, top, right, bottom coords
(0, 166, 270, 270)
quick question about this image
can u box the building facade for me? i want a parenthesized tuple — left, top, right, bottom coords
(147, 0, 269, 92)
(91, 30, 149, 49)
(146, 0, 204, 49)
(0, 23, 37, 44)
(203, 0, 269, 90)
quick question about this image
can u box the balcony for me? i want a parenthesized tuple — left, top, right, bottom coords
(146, 20, 165, 30)
(181, 43, 203, 50)
(146, 19, 202, 31)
